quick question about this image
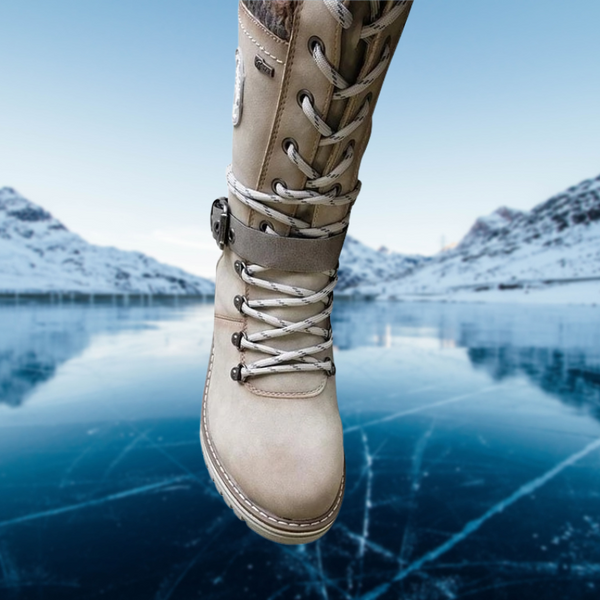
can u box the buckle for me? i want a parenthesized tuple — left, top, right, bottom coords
(211, 197, 230, 250)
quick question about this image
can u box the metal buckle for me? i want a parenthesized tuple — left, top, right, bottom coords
(211, 197, 230, 250)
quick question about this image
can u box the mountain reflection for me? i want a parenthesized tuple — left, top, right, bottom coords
(0, 296, 209, 408)
(469, 346, 600, 417)
(2, 297, 599, 418)
(0, 303, 88, 407)
(332, 299, 600, 418)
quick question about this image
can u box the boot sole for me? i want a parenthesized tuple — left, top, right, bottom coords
(201, 345, 345, 545)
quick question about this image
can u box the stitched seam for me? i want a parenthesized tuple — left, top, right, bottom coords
(256, 0, 303, 192)
(239, 2, 289, 47)
(202, 348, 344, 528)
(239, 14, 285, 65)
(246, 377, 327, 398)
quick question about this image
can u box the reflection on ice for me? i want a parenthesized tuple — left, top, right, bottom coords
(0, 302, 92, 407)
(0, 296, 213, 411)
(333, 300, 600, 423)
(1, 298, 600, 599)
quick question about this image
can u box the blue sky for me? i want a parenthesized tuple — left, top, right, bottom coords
(1, 0, 599, 278)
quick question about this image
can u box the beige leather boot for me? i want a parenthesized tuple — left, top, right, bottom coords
(201, 0, 412, 544)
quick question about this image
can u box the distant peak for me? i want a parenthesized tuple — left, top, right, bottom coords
(458, 205, 524, 249)
(477, 206, 524, 228)
(0, 186, 20, 198)
(493, 206, 523, 219)
(0, 188, 65, 227)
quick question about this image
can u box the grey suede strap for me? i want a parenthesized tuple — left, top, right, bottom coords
(210, 198, 345, 273)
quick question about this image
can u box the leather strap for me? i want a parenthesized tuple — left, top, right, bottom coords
(210, 198, 345, 273)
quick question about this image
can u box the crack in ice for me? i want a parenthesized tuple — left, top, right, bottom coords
(0, 476, 194, 529)
(359, 430, 374, 560)
(344, 387, 498, 434)
(358, 437, 600, 600)
(338, 525, 398, 562)
(98, 430, 149, 487)
(400, 423, 435, 566)
(156, 516, 231, 600)
(315, 541, 329, 600)
(281, 547, 351, 600)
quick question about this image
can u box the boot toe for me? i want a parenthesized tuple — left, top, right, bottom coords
(208, 401, 344, 523)
(233, 434, 344, 522)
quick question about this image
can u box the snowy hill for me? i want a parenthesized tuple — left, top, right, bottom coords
(351, 174, 600, 302)
(4, 172, 599, 301)
(0, 188, 214, 295)
(337, 236, 428, 291)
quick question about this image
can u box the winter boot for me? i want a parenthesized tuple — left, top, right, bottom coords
(201, 0, 412, 544)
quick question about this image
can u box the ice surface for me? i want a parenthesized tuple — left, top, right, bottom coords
(1, 298, 600, 599)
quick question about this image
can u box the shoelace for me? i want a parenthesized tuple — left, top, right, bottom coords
(227, 0, 412, 381)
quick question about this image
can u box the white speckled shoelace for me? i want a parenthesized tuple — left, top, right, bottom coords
(227, 0, 412, 381)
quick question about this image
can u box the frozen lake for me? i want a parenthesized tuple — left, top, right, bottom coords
(1, 297, 600, 599)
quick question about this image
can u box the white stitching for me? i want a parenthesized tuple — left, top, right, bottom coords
(239, 15, 285, 65)
(240, 2, 288, 47)
(202, 346, 345, 528)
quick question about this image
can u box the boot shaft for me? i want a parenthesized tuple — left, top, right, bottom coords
(230, 0, 413, 234)
(210, 0, 414, 393)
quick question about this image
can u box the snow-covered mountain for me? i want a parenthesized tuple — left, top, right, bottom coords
(352, 174, 600, 299)
(0, 187, 214, 295)
(337, 236, 428, 291)
(4, 172, 599, 300)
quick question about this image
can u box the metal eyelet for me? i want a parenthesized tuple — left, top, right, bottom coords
(282, 137, 297, 154)
(230, 364, 243, 382)
(271, 178, 287, 194)
(324, 357, 336, 377)
(308, 36, 324, 55)
(234, 260, 245, 276)
(228, 229, 236, 244)
(231, 331, 245, 348)
(259, 220, 274, 233)
(233, 295, 246, 312)
(297, 89, 314, 108)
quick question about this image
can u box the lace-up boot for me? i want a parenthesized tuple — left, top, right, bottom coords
(202, 0, 412, 544)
